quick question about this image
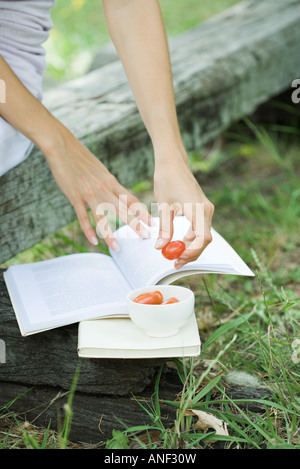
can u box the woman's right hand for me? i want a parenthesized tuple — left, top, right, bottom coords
(43, 125, 152, 250)
(153, 147, 214, 269)
(0, 55, 151, 249)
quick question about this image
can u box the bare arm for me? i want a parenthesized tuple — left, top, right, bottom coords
(0, 55, 60, 150)
(0, 55, 150, 249)
(102, 0, 214, 267)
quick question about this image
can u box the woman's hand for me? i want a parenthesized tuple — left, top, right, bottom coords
(43, 126, 152, 250)
(153, 147, 214, 268)
(103, 0, 214, 266)
(0, 55, 151, 250)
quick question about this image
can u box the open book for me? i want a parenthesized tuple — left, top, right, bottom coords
(4, 216, 254, 336)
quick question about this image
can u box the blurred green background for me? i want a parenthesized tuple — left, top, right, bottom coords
(45, 0, 240, 82)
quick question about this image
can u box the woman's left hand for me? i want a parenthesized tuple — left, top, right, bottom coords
(153, 149, 214, 269)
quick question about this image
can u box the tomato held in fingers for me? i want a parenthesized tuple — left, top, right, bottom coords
(162, 241, 185, 260)
(162, 297, 179, 304)
(133, 291, 163, 305)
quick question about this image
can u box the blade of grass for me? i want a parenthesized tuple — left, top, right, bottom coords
(202, 312, 254, 349)
(59, 361, 81, 449)
(191, 374, 223, 405)
(244, 118, 283, 165)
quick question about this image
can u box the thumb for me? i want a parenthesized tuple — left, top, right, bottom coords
(155, 203, 174, 249)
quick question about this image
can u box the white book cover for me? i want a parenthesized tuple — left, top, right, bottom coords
(78, 314, 201, 359)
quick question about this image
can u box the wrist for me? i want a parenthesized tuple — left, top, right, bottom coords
(33, 115, 74, 159)
(153, 138, 189, 168)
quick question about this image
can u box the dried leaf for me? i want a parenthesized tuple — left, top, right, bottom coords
(185, 409, 229, 438)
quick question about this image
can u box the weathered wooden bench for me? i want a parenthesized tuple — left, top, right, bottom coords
(0, 0, 299, 444)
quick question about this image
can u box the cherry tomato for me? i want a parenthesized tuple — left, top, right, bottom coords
(162, 297, 179, 304)
(133, 291, 163, 305)
(162, 241, 185, 260)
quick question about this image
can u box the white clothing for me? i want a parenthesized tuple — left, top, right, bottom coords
(0, 0, 55, 176)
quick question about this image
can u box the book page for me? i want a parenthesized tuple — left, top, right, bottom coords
(110, 217, 254, 289)
(5, 253, 132, 333)
(110, 220, 179, 289)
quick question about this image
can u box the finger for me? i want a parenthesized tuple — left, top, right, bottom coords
(174, 229, 213, 269)
(183, 201, 205, 240)
(115, 186, 153, 227)
(93, 201, 120, 251)
(118, 195, 150, 239)
(176, 201, 214, 267)
(125, 192, 154, 227)
(73, 201, 98, 246)
(182, 224, 196, 248)
(129, 201, 154, 228)
(155, 202, 175, 249)
(97, 220, 120, 251)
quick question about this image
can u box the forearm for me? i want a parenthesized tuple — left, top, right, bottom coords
(0, 54, 70, 155)
(102, 0, 186, 160)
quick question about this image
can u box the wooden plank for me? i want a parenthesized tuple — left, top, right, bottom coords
(1, 0, 300, 263)
(0, 375, 276, 445)
(0, 381, 179, 445)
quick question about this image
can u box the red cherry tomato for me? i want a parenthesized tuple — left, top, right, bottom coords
(162, 297, 180, 304)
(133, 291, 163, 305)
(162, 241, 185, 260)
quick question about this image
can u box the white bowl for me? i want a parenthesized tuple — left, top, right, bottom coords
(126, 285, 195, 337)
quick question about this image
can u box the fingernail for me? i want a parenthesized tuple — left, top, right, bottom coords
(91, 236, 98, 246)
(155, 238, 164, 249)
(111, 241, 120, 251)
(140, 226, 149, 238)
(175, 260, 184, 269)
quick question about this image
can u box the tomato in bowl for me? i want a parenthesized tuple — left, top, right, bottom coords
(127, 285, 194, 337)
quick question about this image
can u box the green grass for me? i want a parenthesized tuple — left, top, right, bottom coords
(0, 365, 82, 449)
(45, 0, 240, 81)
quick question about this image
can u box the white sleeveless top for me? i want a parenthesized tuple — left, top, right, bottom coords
(0, 0, 55, 176)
